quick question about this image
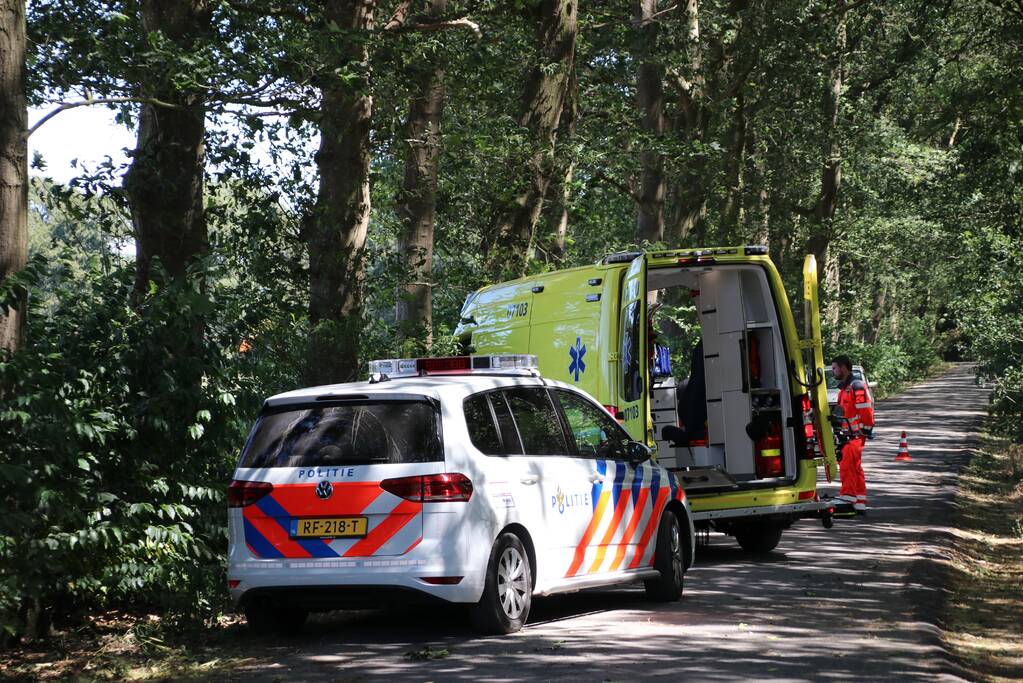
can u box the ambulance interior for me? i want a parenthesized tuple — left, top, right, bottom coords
(646, 265, 797, 484)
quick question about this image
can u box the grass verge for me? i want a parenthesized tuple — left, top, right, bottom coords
(943, 433, 1023, 681)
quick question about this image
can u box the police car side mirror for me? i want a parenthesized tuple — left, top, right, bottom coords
(626, 441, 652, 466)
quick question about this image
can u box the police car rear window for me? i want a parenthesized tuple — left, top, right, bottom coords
(238, 401, 442, 468)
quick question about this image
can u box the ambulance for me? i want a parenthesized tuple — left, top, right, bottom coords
(227, 354, 694, 635)
(454, 247, 838, 552)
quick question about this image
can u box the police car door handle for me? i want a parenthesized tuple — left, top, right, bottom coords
(520, 476, 538, 486)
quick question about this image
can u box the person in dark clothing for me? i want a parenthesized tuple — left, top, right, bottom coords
(663, 338, 707, 446)
(680, 339, 707, 441)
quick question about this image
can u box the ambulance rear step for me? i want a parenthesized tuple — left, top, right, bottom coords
(671, 466, 739, 493)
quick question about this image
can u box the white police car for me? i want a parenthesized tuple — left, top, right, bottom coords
(228, 355, 695, 635)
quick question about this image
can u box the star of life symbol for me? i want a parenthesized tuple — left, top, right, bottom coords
(568, 336, 586, 382)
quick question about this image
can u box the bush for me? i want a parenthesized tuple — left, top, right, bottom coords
(0, 254, 290, 639)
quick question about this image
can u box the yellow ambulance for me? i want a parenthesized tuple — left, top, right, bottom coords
(454, 246, 838, 552)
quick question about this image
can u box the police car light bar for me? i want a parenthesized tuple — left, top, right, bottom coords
(368, 354, 539, 377)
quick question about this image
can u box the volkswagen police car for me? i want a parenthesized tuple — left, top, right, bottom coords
(228, 354, 695, 635)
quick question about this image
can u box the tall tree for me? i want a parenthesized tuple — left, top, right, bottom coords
(808, 0, 847, 338)
(484, 0, 577, 278)
(304, 0, 376, 384)
(665, 0, 708, 244)
(123, 0, 212, 291)
(634, 0, 667, 244)
(0, 0, 26, 355)
(395, 0, 448, 347)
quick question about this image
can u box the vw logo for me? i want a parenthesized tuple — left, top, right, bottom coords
(315, 480, 333, 500)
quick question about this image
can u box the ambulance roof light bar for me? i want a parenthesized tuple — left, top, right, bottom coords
(368, 354, 540, 379)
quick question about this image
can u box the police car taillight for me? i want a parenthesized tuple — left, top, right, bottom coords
(368, 354, 538, 377)
(228, 480, 273, 507)
(380, 473, 473, 502)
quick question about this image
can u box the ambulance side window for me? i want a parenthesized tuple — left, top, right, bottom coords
(621, 301, 643, 402)
(553, 389, 630, 459)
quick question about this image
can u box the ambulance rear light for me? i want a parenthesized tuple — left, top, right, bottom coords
(368, 354, 539, 377)
(380, 473, 474, 502)
(228, 480, 273, 507)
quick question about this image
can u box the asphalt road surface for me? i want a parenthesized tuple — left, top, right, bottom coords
(235, 364, 989, 682)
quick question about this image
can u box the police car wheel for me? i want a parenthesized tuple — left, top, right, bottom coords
(244, 602, 308, 636)
(644, 510, 685, 602)
(734, 523, 783, 553)
(469, 532, 532, 634)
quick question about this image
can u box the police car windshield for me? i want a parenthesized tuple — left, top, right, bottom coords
(238, 401, 442, 468)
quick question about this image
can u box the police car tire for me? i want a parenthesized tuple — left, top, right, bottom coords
(244, 602, 308, 636)
(644, 510, 685, 602)
(469, 532, 532, 634)
(735, 523, 783, 553)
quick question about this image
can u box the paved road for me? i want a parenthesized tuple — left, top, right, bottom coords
(235, 365, 988, 682)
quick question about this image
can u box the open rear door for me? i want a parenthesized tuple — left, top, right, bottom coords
(802, 255, 839, 480)
(619, 255, 649, 443)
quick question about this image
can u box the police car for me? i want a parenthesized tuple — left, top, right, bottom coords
(228, 355, 695, 635)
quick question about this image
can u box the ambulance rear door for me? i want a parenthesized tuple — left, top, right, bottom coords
(802, 255, 838, 480)
(618, 255, 649, 443)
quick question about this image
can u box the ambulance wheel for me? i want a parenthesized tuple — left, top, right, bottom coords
(734, 523, 783, 553)
(469, 532, 532, 634)
(644, 510, 685, 602)
(244, 602, 308, 636)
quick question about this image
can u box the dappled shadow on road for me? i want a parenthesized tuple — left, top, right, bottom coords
(229, 366, 988, 682)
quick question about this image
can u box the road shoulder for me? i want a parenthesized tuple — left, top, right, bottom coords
(942, 433, 1023, 681)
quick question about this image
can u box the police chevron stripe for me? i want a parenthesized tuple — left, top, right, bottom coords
(587, 462, 632, 574)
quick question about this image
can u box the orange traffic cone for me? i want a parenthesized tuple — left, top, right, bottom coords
(895, 431, 912, 462)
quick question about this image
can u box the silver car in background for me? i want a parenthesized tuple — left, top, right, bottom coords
(826, 364, 871, 406)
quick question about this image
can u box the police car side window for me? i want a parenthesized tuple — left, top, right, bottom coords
(503, 388, 569, 456)
(553, 389, 630, 459)
(490, 392, 524, 455)
(463, 394, 504, 455)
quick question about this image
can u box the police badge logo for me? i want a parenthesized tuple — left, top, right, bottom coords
(315, 480, 333, 500)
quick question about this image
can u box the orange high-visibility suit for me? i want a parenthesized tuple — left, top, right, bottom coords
(837, 377, 874, 512)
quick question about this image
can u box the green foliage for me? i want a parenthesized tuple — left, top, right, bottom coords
(0, 257, 238, 633)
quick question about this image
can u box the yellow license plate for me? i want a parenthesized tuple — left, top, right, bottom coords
(292, 517, 368, 538)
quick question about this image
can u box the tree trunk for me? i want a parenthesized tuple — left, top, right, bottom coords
(484, 0, 577, 278)
(395, 0, 446, 348)
(0, 0, 27, 355)
(305, 0, 375, 385)
(863, 282, 886, 344)
(123, 0, 211, 291)
(665, 0, 707, 246)
(546, 159, 573, 263)
(750, 122, 770, 246)
(634, 0, 666, 245)
(721, 91, 747, 241)
(808, 0, 846, 283)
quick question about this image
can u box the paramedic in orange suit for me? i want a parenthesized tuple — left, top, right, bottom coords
(832, 354, 874, 515)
